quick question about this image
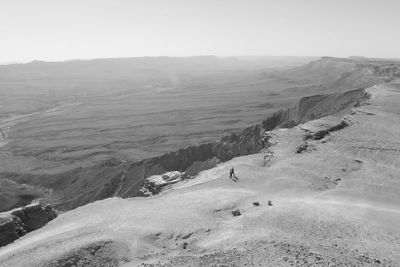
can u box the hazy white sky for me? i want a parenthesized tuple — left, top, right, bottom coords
(1, 0, 399, 62)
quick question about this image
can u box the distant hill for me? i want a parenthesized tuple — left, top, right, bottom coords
(0, 56, 315, 81)
(272, 56, 400, 92)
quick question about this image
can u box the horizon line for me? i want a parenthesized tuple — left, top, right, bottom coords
(1, 54, 400, 66)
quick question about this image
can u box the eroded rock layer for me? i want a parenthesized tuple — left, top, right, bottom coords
(4, 57, 399, 212)
(0, 203, 57, 247)
(0, 88, 368, 211)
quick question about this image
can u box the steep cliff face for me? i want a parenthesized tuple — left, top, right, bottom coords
(260, 88, 368, 130)
(0, 203, 57, 247)
(112, 88, 368, 200)
(279, 57, 400, 94)
(1, 88, 369, 211)
(115, 124, 264, 199)
(0, 88, 369, 211)
(6, 56, 392, 211)
(366, 63, 400, 80)
(2, 82, 400, 267)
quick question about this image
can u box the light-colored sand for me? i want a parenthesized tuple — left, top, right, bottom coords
(1, 83, 400, 266)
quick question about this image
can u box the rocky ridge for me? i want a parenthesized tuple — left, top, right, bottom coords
(0, 87, 368, 211)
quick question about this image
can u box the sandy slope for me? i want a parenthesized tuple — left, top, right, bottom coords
(0, 82, 400, 266)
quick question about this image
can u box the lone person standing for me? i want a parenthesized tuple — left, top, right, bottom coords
(229, 167, 235, 179)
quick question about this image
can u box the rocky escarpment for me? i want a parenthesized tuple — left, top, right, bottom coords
(1, 82, 399, 267)
(0, 88, 369, 211)
(116, 88, 369, 198)
(276, 57, 400, 96)
(359, 62, 400, 81)
(2, 57, 396, 212)
(260, 88, 368, 130)
(0, 203, 57, 247)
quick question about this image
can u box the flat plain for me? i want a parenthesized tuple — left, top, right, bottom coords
(0, 57, 319, 174)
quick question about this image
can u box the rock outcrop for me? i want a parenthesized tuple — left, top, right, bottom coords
(0, 203, 57, 247)
(140, 171, 191, 196)
(299, 116, 351, 140)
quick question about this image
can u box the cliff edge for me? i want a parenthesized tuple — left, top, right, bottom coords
(0, 82, 399, 266)
(0, 203, 57, 247)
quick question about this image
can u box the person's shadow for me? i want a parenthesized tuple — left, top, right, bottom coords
(230, 174, 239, 182)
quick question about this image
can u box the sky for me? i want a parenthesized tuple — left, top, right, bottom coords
(0, 0, 399, 63)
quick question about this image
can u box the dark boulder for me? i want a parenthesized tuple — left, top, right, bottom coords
(296, 143, 309, 153)
(232, 209, 241, 216)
